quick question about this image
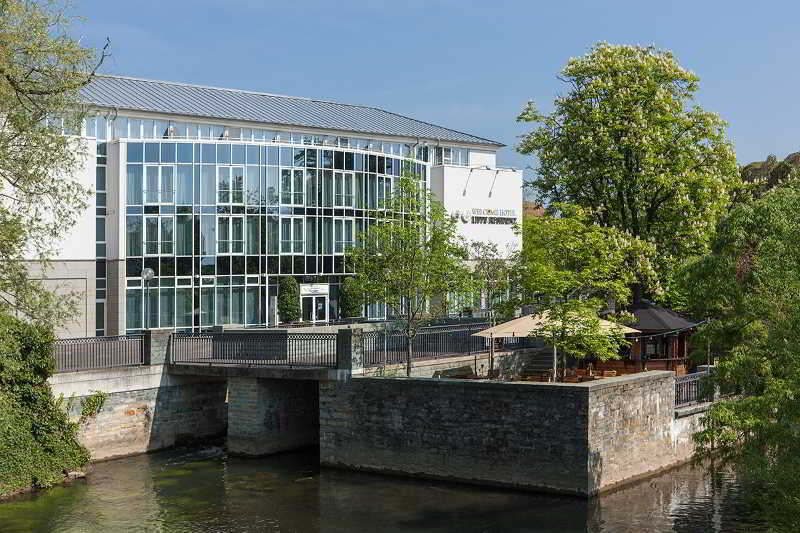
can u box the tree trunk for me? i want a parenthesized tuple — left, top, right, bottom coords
(405, 334, 413, 377)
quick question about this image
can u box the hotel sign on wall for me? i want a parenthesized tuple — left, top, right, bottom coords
(450, 208, 517, 224)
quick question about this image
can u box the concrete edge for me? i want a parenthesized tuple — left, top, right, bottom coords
(675, 402, 712, 419)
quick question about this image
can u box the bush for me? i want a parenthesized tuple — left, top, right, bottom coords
(0, 312, 89, 497)
(339, 277, 363, 318)
(277, 277, 301, 323)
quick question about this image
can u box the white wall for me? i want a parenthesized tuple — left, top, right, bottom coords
(468, 149, 496, 168)
(51, 139, 97, 260)
(430, 165, 522, 254)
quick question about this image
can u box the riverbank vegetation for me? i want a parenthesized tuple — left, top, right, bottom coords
(0, 0, 106, 498)
(0, 312, 89, 498)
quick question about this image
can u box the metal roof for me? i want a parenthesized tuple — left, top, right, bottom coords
(629, 301, 698, 332)
(80, 75, 503, 147)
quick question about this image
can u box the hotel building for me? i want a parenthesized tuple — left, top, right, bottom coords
(48, 75, 522, 337)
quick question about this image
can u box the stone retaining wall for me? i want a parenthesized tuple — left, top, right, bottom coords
(319, 371, 705, 496)
(49, 365, 227, 461)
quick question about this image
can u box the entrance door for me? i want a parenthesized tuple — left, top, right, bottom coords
(301, 295, 327, 323)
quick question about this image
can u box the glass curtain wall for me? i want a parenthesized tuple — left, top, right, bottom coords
(123, 139, 426, 332)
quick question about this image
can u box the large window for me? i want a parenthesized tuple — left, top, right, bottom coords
(144, 216, 173, 255)
(334, 172, 354, 207)
(218, 216, 244, 254)
(280, 169, 304, 205)
(280, 217, 303, 254)
(218, 166, 244, 204)
(334, 218, 354, 254)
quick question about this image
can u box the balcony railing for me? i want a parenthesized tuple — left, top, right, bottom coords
(53, 335, 145, 373)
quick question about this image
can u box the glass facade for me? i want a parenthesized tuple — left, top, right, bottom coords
(122, 140, 427, 332)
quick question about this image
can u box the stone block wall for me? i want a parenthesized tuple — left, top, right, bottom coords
(227, 377, 319, 456)
(50, 365, 227, 461)
(320, 377, 591, 495)
(319, 371, 695, 496)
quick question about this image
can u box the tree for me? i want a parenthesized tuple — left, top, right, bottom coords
(684, 184, 800, 530)
(469, 240, 513, 323)
(347, 173, 473, 376)
(517, 43, 739, 304)
(338, 277, 363, 319)
(514, 204, 657, 380)
(0, 311, 89, 497)
(277, 277, 300, 323)
(0, 0, 108, 325)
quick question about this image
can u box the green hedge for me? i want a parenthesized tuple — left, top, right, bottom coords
(0, 313, 89, 498)
(277, 277, 301, 323)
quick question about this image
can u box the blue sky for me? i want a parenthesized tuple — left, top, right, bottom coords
(75, 0, 800, 182)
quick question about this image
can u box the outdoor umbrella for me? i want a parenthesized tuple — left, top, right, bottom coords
(473, 312, 640, 380)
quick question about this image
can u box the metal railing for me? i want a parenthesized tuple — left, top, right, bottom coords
(675, 370, 714, 407)
(53, 335, 144, 373)
(171, 331, 338, 367)
(362, 323, 490, 367)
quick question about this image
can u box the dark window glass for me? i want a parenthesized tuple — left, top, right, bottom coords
(144, 256, 159, 276)
(127, 143, 143, 163)
(177, 143, 193, 163)
(322, 150, 333, 168)
(232, 144, 245, 164)
(126, 258, 142, 278)
(279, 258, 292, 274)
(96, 167, 106, 191)
(305, 257, 316, 274)
(334, 151, 344, 170)
(217, 255, 231, 275)
(232, 256, 245, 275)
(217, 144, 231, 165)
(176, 257, 192, 277)
(246, 256, 259, 274)
(160, 257, 175, 277)
(293, 256, 304, 274)
(378, 156, 385, 174)
(293, 148, 305, 167)
(368, 155, 377, 173)
(385, 157, 393, 176)
(305, 149, 317, 168)
(161, 143, 176, 163)
(96, 259, 106, 278)
(344, 152, 354, 170)
(246, 145, 260, 165)
(354, 153, 363, 171)
(145, 143, 159, 163)
(267, 256, 278, 274)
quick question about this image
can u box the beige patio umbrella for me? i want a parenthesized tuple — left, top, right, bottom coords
(473, 312, 639, 380)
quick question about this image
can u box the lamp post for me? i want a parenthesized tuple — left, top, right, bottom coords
(141, 268, 155, 330)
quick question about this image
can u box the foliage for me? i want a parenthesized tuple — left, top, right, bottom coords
(517, 43, 739, 303)
(79, 390, 106, 423)
(346, 172, 474, 376)
(469, 241, 513, 322)
(0, 0, 107, 325)
(338, 277, 363, 318)
(685, 184, 800, 531)
(277, 277, 301, 323)
(513, 204, 657, 376)
(0, 311, 89, 497)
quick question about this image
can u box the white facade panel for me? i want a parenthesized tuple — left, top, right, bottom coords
(468, 149, 496, 168)
(51, 139, 97, 261)
(431, 165, 522, 255)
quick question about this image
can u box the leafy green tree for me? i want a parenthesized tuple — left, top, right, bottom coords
(0, 311, 89, 497)
(0, 0, 108, 325)
(338, 277, 363, 319)
(517, 43, 739, 304)
(514, 204, 657, 379)
(347, 174, 473, 376)
(469, 240, 513, 323)
(685, 184, 800, 530)
(277, 277, 301, 323)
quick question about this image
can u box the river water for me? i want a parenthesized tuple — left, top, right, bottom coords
(0, 447, 765, 532)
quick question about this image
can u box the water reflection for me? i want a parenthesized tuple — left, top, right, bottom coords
(0, 448, 764, 532)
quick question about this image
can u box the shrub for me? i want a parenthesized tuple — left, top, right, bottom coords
(277, 277, 301, 323)
(339, 277, 363, 318)
(0, 312, 89, 497)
